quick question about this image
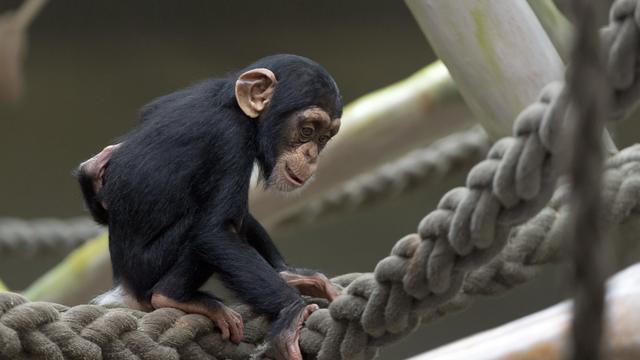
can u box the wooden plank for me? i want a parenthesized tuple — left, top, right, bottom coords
(409, 263, 640, 360)
(405, 0, 565, 138)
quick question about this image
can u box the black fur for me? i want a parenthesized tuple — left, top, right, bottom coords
(78, 54, 342, 339)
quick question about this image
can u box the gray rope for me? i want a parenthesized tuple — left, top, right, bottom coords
(0, 292, 270, 360)
(1, 146, 639, 359)
(312, 81, 569, 358)
(296, 0, 640, 356)
(423, 144, 640, 323)
(0, 217, 102, 256)
(275, 126, 491, 227)
(566, 0, 609, 359)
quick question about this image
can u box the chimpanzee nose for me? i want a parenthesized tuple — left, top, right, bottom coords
(305, 143, 319, 162)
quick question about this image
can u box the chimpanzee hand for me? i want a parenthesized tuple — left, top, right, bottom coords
(279, 271, 339, 302)
(272, 304, 318, 360)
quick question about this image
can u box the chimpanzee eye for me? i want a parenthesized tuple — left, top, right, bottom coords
(300, 126, 314, 138)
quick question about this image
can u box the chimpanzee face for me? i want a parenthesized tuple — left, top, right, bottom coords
(268, 106, 340, 192)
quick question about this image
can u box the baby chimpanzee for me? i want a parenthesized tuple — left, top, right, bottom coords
(77, 54, 342, 359)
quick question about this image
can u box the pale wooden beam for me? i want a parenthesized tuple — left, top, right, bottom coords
(527, 0, 572, 62)
(409, 263, 640, 360)
(405, 0, 565, 138)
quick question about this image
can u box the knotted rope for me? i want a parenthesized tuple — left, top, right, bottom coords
(0, 292, 268, 360)
(1, 150, 640, 359)
(2, 143, 640, 359)
(3, 0, 640, 358)
(0, 217, 102, 256)
(300, 0, 640, 353)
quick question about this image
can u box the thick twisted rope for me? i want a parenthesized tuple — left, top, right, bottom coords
(304, 146, 640, 359)
(0, 154, 639, 360)
(292, 1, 640, 357)
(275, 126, 490, 227)
(0, 217, 102, 256)
(308, 81, 569, 358)
(0, 292, 270, 360)
(419, 143, 640, 324)
(2, 145, 640, 359)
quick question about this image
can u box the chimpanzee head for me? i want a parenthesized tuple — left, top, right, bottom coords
(234, 54, 343, 192)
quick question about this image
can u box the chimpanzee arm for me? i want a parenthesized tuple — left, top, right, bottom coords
(196, 225, 301, 314)
(244, 213, 339, 302)
(244, 214, 288, 271)
(244, 213, 322, 274)
(194, 223, 316, 359)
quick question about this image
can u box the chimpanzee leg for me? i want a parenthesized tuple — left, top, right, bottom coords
(151, 291, 243, 343)
(197, 230, 318, 360)
(150, 251, 243, 343)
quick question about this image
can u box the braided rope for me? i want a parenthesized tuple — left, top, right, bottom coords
(295, 1, 640, 357)
(305, 80, 568, 358)
(0, 217, 102, 256)
(0, 292, 269, 360)
(424, 143, 640, 324)
(275, 126, 490, 227)
(1, 145, 639, 359)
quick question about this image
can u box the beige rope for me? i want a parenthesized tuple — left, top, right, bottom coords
(1, 146, 640, 359)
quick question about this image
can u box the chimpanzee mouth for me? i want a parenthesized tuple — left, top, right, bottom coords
(284, 164, 304, 186)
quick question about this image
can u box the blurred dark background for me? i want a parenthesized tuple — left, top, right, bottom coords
(0, 0, 433, 218)
(0, 1, 611, 359)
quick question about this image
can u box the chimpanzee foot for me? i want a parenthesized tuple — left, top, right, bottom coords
(280, 271, 339, 302)
(150, 293, 244, 343)
(209, 304, 244, 344)
(273, 304, 318, 360)
(78, 143, 121, 194)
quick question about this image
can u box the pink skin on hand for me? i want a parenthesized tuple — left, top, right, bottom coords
(273, 304, 319, 360)
(279, 271, 339, 302)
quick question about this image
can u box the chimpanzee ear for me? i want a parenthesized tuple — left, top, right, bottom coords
(235, 68, 277, 118)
